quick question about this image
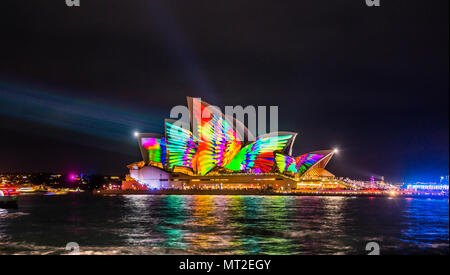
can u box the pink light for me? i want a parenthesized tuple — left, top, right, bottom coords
(142, 137, 160, 150)
(69, 174, 76, 180)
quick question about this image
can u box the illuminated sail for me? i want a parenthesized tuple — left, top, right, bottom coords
(165, 122, 198, 169)
(191, 100, 241, 175)
(275, 153, 298, 174)
(141, 137, 167, 166)
(295, 153, 324, 175)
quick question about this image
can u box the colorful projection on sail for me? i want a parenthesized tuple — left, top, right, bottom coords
(295, 153, 324, 175)
(275, 153, 298, 174)
(165, 122, 198, 169)
(190, 101, 242, 175)
(275, 153, 325, 175)
(141, 137, 167, 166)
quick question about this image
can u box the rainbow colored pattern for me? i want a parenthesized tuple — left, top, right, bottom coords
(225, 135, 293, 173)
(192, 103, 242, 175)
(275, 152, 324, 176)
(275, 153, 298, 173)
(141, 137, 167, 167)
(166, 122, 198, 169)
(295, 153, 324, 175)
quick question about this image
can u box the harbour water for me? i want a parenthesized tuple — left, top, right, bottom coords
(0, 194, 448, 254)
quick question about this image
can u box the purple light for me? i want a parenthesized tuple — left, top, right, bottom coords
(69, 174, 76, 180)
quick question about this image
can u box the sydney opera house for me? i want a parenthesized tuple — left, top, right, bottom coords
(123, 97, 353, 191)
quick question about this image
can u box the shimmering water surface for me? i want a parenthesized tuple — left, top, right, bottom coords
(0, 194, 448, 254)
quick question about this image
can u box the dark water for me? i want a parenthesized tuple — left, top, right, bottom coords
(0, 194, 448, 255)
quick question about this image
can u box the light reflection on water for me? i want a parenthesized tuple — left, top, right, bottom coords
(0, 194, 448, 254)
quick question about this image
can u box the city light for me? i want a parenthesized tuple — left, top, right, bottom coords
(133, 131, 140, 137)
(333, 148, 339, 154)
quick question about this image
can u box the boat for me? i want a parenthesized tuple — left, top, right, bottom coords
(0, 184, 20, 208)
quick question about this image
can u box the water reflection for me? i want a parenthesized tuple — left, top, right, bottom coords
(228, 196, 294, 254)
(184, 196, 228, 253)
(156, 195, 189, 251)
(1, 194, 448, 254)
(400, 198, 449, 253)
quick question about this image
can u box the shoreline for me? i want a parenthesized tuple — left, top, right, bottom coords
(93, 189, 448, 199)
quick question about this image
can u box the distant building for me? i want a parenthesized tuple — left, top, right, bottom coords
(402, 182, 449, 192)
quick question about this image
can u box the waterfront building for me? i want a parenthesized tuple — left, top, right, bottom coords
(124, 97, 354, 191)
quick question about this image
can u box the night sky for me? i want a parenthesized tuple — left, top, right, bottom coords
(0, 0, 448, 182)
